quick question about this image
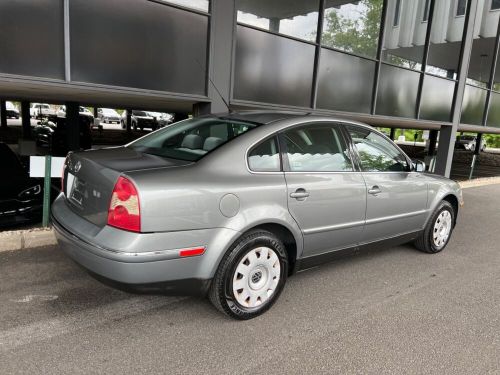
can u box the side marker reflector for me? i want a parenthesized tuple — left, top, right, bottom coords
(179, 247, 205, 257)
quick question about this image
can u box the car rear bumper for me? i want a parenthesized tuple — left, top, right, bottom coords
(52, 194, 239, 289)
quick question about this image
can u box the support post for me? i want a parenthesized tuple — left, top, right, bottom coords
(389, 128, 396, 140)
(469, 133, 483, 180)
(434, 0, 478, 177)
(21, 101, 31, 139)
(0, 100, 7, 129)
(66, 102, 80, 151)
(126, 109, 132, 132)
(42, 155, 52, 227)
(205, 0, 234, 113)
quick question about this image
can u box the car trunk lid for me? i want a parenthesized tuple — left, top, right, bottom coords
(63, 147, 191, 228)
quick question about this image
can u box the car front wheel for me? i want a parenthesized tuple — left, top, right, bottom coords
(414, 200, 455, 253)
(209, 229, 288, 320)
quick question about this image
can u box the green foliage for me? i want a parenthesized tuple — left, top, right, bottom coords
(322, 0, 383, 58)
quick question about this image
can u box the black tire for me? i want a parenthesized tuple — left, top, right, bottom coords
(209, 229, 288, 320)
(414, 200, 455, 254)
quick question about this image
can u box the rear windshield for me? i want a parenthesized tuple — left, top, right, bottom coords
(128, 117, 258, 162)
(132, 111, 148, 116)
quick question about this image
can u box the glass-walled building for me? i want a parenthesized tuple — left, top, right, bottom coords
(0, 0, 499, 175)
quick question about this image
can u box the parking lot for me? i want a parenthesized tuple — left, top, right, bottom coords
(1, 184, 499, 374)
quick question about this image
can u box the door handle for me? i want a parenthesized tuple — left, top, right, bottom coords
(290, 188, 310, 200)
(368, 185, 382, 195)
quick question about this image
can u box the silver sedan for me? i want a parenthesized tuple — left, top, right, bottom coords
(52, 112, 463, 319)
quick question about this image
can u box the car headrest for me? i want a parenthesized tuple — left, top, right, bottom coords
(203, 137, 224, 151)
(181, 134, 203, 149)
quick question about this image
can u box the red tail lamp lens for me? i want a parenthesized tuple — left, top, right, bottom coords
(108, 176, 141, 232)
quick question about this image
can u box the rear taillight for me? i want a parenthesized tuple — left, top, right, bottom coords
(107, 176, 141, 232)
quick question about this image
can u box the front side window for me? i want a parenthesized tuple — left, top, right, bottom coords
(248, 137, 281, 172)
(282, 123, 353, 172)
(493, 0, 500, 10)
(128, 117, 258, 162)
(346, 125, 410, 172)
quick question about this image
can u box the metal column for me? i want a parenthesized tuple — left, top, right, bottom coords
(389, 128, 396, 141)
(21, 101, 31, 139)
(205, 0, 235, 113)
(434, 0, 479, 177)
(0, 100, 6, 129)
(66, 102, 80, 151)
(469, 133, 483, 179)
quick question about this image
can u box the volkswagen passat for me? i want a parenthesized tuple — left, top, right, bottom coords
(53, 112, 463, 319)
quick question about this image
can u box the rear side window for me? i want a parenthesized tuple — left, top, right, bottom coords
(281, 123, 353, 172)
(248, 137, 281, 172)
(346, 125, 410, 172)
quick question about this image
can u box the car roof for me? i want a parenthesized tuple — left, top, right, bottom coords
(214, 111, 310, 125)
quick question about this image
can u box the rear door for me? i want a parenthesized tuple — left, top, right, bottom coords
(281, 122, 366, 258)
(345, 125, 428, 244)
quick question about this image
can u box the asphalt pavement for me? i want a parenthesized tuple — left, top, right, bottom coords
(1, 185, 500, 374)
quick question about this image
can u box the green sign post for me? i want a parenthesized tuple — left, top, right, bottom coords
(42, 155, 52, 227)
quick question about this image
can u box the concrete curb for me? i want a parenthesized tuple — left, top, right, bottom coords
(458, 176, 500, 189)
(1, 177, 500, 253)
(0, 228, 56, 253)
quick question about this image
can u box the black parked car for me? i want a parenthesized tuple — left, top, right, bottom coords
(0, 143, 43, 228)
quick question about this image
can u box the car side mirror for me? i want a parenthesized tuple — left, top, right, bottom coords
(412, 159, 426, 172)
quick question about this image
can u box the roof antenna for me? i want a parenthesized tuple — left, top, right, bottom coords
(194, 58, 232, 113)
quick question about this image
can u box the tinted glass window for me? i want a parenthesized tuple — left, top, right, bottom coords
(467, 4, 494, 88)
(317, 48, 375, 113)
(236, 0, 319, 42)
(426, 1, 466, 79)
(487, 92, 500, 127)
(382, 0, 430, 70)
(248, 137, 281, 172)
(346, 125, 409, 172)
(234, 25, 315, 107)
(321, 0, 383, 59)
(376, 64, 420, 118)
(461, 85, 487, 125)
(70, 0, 208, 95)
(492, 0, 500, 10)
(419, 75, 455, 122)
(282, 124, 352, 172)
(0, 0, 64, 79)
(159, 0, 209, 12)
(457, 0, 467, 15)
(129, 118, 257, 162)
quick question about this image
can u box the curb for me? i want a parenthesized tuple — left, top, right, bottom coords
(0, 228, 56, 253)
(458, 176, 500, 189)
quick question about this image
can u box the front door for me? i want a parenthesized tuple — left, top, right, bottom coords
(281, 122, 367, 258)
(345, 125, 428, 244)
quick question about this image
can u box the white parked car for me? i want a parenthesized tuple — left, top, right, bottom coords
(30, 103, 55, 119)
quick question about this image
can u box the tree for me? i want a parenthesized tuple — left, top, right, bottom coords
(321, 0, 383, 58)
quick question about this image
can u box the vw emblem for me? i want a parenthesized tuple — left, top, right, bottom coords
(74, 161, 82, 173)
(251, 270, 262, 284)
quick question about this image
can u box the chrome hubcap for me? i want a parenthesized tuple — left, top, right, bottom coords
(433, 210, 452, 249)
(232, 247, 280, 308)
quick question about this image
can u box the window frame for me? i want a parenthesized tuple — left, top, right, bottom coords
(343, 123, 414, 173)
(422, 0, 430, 22)
(456, 0, 467, 16)
(393, 0, 402, 27)
(278, 121, 357, 174)
(246, 135, 283, 173)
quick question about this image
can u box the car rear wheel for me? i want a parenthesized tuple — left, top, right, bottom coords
(414, 200, 455, 253)
(209, 229, 288, 320)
